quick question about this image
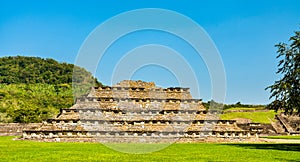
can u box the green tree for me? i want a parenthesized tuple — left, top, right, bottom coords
(0, 56, 104, 123)
(0, 56, 102, 85)
(0, 84, 74, 123)
(266, 30, 300, 114)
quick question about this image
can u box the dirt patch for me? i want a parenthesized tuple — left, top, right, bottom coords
(233, 118, 252, 124)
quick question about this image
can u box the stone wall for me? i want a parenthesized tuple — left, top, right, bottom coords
(113, 80, 156, 88)
(75, 98, 204, 111)
(0, 123, 41, 136)
(95, 90, 192, 100)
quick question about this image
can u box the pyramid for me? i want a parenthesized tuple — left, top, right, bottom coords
(22, 80, 258, 142)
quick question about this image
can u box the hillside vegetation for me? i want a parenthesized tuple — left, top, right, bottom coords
(0, 84, 73, 123)
(0, 56, 101, 123)
(221, 110, 277, 124)
(0, 56, 100, 85)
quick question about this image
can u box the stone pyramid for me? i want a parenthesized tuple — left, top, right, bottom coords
(23, 80, 258, 142)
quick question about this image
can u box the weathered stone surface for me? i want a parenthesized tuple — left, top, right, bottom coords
(275, 113, 300, 134)
(0, 123, 41, 136)
(22, 80, 258, 143)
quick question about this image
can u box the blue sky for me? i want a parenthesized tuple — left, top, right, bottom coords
(0, 0, 300, 104)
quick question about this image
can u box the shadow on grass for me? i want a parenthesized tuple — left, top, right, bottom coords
(274, 158, 300, 162)
(225, 143, 300, 152)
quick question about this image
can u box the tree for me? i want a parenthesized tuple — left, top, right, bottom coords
(0, 56, 102, 85)
(266, 30, 300, 114)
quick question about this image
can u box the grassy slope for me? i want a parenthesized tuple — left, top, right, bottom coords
(220, 109, 278, 124)
(0, 137, 299, 162)
(224, 107, 266, 111)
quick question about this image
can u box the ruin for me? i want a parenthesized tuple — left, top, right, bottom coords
(22, 80, 259, 142)
(272, 113, 300, 135)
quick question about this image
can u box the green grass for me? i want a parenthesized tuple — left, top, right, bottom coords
(1, 136, 300, 161)
(224, 107, 266, 111)
(260, 136, 300, 140)
(220, 110, 278, 124)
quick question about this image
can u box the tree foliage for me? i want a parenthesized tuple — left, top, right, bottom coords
(0, 84, 73, 123)
(0, 56, 104, 123)
(266, 31, 300, 114)
(0, 56, 102, 86)
(202, 100, 265, 110)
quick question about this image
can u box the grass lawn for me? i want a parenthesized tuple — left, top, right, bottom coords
(0, 136, 300, 162)
(260, 136, 300, 140)
(224, 107, 266, 111)
(220, 110, 278, 124)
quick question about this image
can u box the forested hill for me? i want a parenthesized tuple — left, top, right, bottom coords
(0, 56, 102, 123)
(0, 56, 101, 85)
